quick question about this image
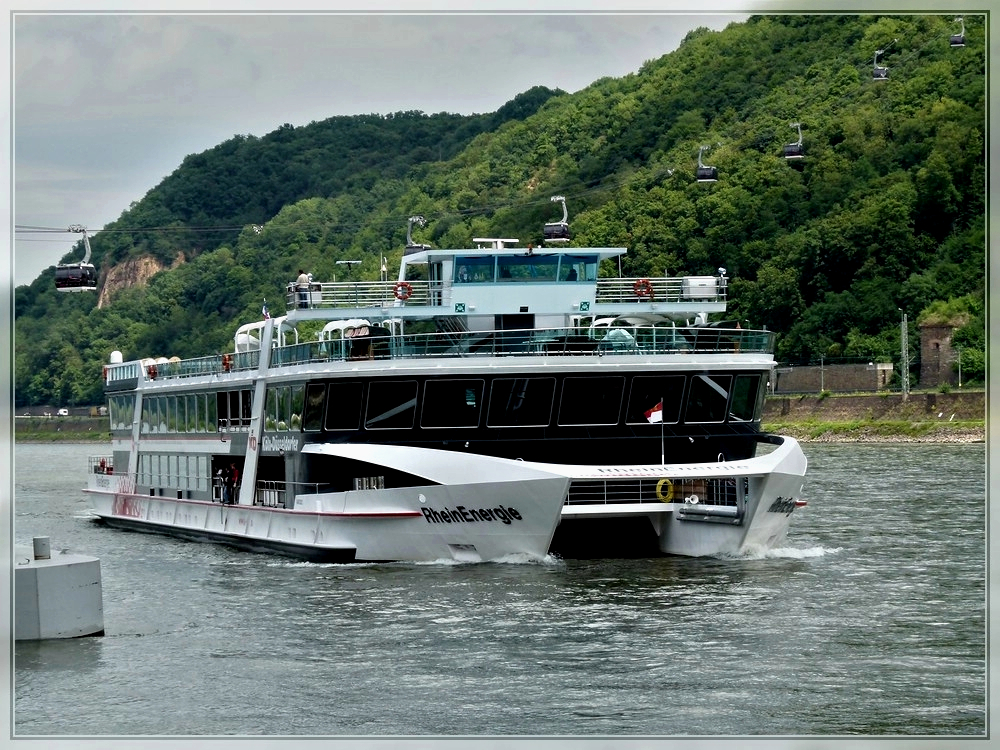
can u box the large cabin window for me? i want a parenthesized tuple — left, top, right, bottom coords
(557, 376, 624, 425)
(625, 376, 686, 424)
(421, 379, 484, 428)
(487, 377, 555, 427)
(325, 382, 363, 431)
(684, 374, 733, 423)
(365, 380, 418, 430)
(110, 394, 135, 432)
(497, 254, 558, 282)
(729, 374, 765, 421)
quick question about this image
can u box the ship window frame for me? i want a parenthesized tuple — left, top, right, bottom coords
(729, 374, 763, 422)
(364, 380, 418, 430)
(624, 375, 686, 425)
(420, 378, 485, 429)
(557, 376, 625, 426)
(486, 377, 556, 428)
(683, 374, 733, 424)
(302, 383, 326, 432)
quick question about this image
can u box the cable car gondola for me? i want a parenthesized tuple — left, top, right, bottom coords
(872, 44, 892, 80)
(543, 195, 570, 242)
(950, 17, 965, 48)
(404, 215, 431, 255)
(55, 225, 97, 292)
(783, 122, 804, 159)
(696, 145, 718, 182)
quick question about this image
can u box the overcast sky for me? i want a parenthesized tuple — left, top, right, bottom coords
(7, 6, 757, 287)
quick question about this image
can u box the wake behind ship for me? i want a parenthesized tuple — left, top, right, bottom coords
(85, 209, 807, 563)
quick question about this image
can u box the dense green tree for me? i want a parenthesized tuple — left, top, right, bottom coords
(13, 14, 985, 405)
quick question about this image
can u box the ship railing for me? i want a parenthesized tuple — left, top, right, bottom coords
(143, 351, 260, 382)
(286, 280, 436, 310)
(595, 277, 726, 304)
(88, 455, 115, 475)
(281, 276, 726, 311)
(253, 480, 323, 508)
(267, 324, 774, 366)
(566, 477, 741, 509)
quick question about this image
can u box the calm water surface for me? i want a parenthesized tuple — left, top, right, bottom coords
(11, 441, 986, 739)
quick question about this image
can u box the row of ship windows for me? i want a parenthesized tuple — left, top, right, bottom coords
(109, 373, 766, 435)
(300, 373, 764, 431)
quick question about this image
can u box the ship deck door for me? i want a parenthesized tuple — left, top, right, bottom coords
(496, 313, 534, 353)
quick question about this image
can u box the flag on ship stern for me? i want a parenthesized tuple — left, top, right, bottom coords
(262, 300, 270, 320)
(645, 401, 663, 423)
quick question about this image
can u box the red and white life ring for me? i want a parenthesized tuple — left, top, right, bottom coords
(393, 281, 413, 301)
(633, 278, 653, 297)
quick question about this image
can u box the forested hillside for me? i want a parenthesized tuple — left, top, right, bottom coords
(14, 14, 985, 407)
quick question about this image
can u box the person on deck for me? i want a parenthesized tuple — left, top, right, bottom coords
(297, 269, 310, 308)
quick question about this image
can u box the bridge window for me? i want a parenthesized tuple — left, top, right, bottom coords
(559, 254, 598, 282)
(487, 377, 555, 427)
(365, 380, 418, 430)
(626, 376, 685, 424)
(454, 255, 495, 283)
(558, 376, 625, 425)
(498, 254, 557, 281)
(421, 379, 484, 428)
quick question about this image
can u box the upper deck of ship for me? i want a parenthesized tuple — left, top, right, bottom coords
(102, 240, 772, 390)
(283, 240, 727, 323)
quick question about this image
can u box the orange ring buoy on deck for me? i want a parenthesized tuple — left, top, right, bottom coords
(222, 354, 232, 372)
(147, 364, 158, 379)
(633, 278, 653, 297)
(394, 281, 413, 301)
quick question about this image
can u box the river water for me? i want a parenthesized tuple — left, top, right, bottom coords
(10, 441, 987, 744)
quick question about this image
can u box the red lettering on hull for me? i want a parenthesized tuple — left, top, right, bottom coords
(112, 494, 143, 518)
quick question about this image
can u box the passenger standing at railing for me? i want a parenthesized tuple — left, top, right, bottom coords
(297, 269, 310, 309)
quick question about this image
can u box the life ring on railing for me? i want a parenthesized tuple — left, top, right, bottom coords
(656, 478, 675, 503)
(393, 281, 413, 301)
(147, 363, 157, 379)
(222, 354, 232, 372)
(633, 278, 653, 297)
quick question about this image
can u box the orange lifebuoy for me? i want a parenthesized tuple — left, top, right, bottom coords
(394, 281, 413, 301)
(147, 364, 158, 379)
(633, 278, 653, 297)
(222, 354, 232, 372)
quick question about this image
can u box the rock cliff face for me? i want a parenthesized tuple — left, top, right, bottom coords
(96, 252, 185, 308)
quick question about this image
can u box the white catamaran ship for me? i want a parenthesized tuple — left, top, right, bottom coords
(85, 206, 807, 563)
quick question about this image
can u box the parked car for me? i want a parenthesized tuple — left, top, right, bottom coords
(56, 408, 69, 416)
